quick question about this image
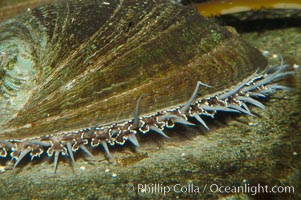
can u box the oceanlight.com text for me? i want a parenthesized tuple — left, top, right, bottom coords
(130, 183, 295, 196)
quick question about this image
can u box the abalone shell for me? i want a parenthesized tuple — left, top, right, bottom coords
(0, 0, 267, 142)
(0, 1, 299, 199)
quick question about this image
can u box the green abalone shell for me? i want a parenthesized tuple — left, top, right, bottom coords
(0, 0, 267, 140)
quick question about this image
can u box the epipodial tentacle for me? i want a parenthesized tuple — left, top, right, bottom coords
(149, 126, 170, 138)
(13, 148, 32, 169)
(181, 81, 212, 113)
(236, 96, 265, 110)
(192, 113, 209, 130)
(128, 134, 139, 147)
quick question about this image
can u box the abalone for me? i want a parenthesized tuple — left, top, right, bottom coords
(0, 0, 293, 172)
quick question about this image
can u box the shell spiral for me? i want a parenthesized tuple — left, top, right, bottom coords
(1, 0, 292, 172)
